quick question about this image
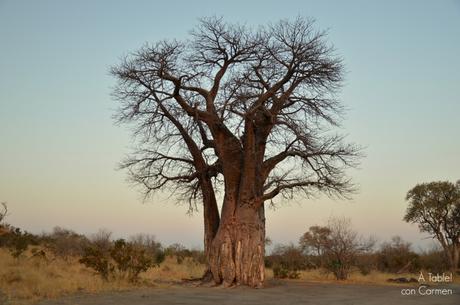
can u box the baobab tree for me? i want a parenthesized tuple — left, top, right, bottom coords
(112, 17, 360, 287)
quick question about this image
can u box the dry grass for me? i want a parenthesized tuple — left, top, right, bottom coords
(298, 269, 418, 285)
(0, 248, 133, 304)
(0, 248, 203, 305)
(266, 268, 460, 286)
(142, 256, 206, 283)
(1, 247, 458, 304)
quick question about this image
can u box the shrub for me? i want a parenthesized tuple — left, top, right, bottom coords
(0, 226, 39, 258)
(321, 217, 375, 280)
(79, 229, 114, 279)
(267, 244, 306, 279)
(163, 243, 204, 265)
(79, 244, 113, 280)
(273, 265, 301, 279)
(0, 204, 40, 258)
(79, 232, 164, 282)
(419, 247, 450, 274)
(377, 236, 420, 273)
(355, 253, 377, 275)
(165, 243, 188, 264)
(9, 231, 29, 258)
(129, 234, 165, 266)
(44, 227, 90, 259)
(111, 239, 155, 281)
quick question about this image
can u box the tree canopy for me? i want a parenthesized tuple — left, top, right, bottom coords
(112, 17, 360, 287)
(404, 180, 460, 271)
(113, 17, 359, 207)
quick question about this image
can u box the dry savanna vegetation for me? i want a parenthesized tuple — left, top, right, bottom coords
(0, 224, 206, 305)
(0, 246, 206, 305)
(0, 212, 457, 305)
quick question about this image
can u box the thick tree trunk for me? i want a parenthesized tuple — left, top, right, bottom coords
(201, 179, 220, 260)
(209, 202, 265, 287)
(200, 177, 220, 282)
(452, 244, 459, 273)
(205, 118, 268, 287)
(443, 243, 460, 273)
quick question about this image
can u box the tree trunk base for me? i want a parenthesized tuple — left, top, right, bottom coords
(200, 268, 214, 284)
(209, 206, 265, 288)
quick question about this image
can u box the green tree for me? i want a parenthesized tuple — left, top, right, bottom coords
(404, 181, 460, 272)
(299, 225, 331, 256)
(299, 225, 331, 267)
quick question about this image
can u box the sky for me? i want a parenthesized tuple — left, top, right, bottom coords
(0, 0, 459, 251)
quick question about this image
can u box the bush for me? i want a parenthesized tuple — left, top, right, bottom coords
(44, 227, 90, 259)
(164, 243, 188, 264)
(322, 217, 375, 280)
(0, 204, 40, 258)
(129, 234, 165, 266)
(111, 239, 155, 281)
(355, 253, 377, 275)
(0, 226, 39, 258)
(79, 244, 113, 280)
(377, 236, 420, 273)
(79, 231, 165, 282)
(267, 244, 306, 279)
(164, 243, 204, 265)
(273, 265, 301, 279)
(419, 248, 450, 274)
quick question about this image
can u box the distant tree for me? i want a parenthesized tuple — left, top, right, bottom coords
(264, 236, 273, 247)
(321, 217, 375, 280)
(299, 225, 331, 257)
(129, 233, 164, 262)
(112, 17, 360, 287)
(0, 202, 8, 224)
(404, 181, 460, 272)
(45, 227, 90, 259)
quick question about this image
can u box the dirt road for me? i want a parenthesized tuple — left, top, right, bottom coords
(37, 281, 459, 305)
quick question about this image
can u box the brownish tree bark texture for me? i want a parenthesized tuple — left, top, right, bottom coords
(112, 17, 360, 287)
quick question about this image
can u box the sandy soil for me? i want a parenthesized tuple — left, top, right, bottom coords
(36, 281, 459, 305)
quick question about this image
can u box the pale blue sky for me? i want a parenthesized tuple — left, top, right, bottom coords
(0, 0, 459, 250)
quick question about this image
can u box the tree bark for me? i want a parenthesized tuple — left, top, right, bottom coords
(452, 243, 459, 273)
(209, 201, 265, 287)
(206, 114, 268, 287)
(199, 175, 220, 282)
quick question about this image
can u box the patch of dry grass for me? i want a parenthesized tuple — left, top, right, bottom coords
(298, 269, 417, 285)
(1, 247, 458, 305)
(0, 248, 137, 304)
(266, 268, 460, 285)
(0, 248, 203, 305)
(142, 256, 206, 283)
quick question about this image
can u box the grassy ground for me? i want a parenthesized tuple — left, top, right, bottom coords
(0, 249, 203, 305)
(265, 268, 460, 286)
(0, 248, 458, 305)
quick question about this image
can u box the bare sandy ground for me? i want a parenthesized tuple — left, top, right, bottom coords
(37, 281, 459, 305)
